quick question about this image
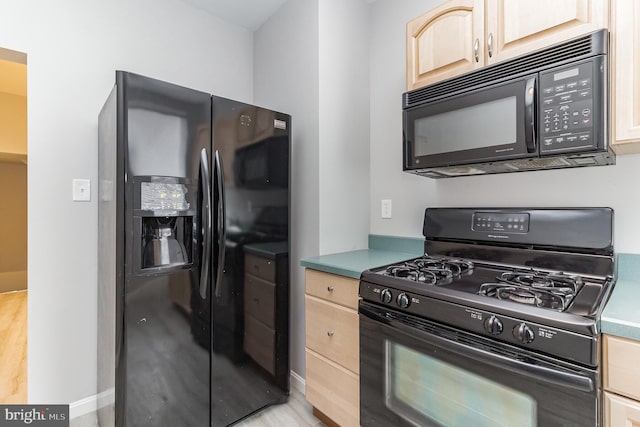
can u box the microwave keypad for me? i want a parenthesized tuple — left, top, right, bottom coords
(540, 62, 595, 153)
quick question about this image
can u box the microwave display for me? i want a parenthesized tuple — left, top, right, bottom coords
(415, 96, 517, 157)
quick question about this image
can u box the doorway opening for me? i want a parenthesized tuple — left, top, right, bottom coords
(0, 46, 28, 403)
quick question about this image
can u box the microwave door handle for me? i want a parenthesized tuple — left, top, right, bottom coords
(525, 77, 537, 153)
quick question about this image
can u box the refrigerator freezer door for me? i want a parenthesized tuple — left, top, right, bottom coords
(119, 72, 212, 427)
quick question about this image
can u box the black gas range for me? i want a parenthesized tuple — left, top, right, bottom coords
(359, 208, 615, 427)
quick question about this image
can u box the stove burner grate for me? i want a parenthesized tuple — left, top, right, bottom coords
(478, 270, 583, 311)
(383, 256, 474, 284)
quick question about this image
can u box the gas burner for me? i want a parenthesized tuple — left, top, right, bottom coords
(411, 257, 474, 276)
(382, 256, 474, 284)
(478, 270, 583, 311)
(500, 271, 583, 293)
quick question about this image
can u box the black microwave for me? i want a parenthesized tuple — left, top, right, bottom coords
(403, 29, 615, 178)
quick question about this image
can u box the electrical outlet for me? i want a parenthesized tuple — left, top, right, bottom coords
(73, 179, 91, 201)
(381, 199, 392, 219)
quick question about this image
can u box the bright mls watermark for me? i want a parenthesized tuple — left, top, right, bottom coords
(0, 405, 68, 427)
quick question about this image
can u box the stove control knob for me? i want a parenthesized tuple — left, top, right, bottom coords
(397, 293, 411, 309)
(483, 315, 503, 335)
(380, 289, 393, 304)
(513, 323, 535, 344)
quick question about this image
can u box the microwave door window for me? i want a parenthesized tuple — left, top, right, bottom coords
(414, 96, 517, 157)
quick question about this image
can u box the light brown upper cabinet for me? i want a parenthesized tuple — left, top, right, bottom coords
(611, 0, 640, 153)
(407, 0, 608, 91)
(485, 0, 608, 65)
(406, 0, 484, 91)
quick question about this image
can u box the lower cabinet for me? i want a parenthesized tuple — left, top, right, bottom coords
(242, 247, 289, 389)
(305, 268, 360, 427)
(306, 349, 360, 427)
(605, 392, 640, 426)
(603, 334, 640, 426)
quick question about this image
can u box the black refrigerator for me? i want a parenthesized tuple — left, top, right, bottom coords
(97, 71, 290, 427)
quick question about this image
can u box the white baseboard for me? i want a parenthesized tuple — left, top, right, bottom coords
(290, 370, 305, 395)
(69, 393, 97, 419)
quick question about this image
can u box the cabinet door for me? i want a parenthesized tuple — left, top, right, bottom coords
(605, 392, 640, 427)
(612, 0, 640, 152)
(305, 295, 359, 374)
(486, 0, 608, 65)
(603, 334, 640, 401)
(406, 0, 484, 90)
(306, 349, 359, 427)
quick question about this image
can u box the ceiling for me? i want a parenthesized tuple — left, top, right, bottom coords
(178, 0, 287, 31)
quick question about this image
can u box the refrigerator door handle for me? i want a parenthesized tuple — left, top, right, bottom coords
(199, 148, 212, 299)
(214, 150, 226, 298)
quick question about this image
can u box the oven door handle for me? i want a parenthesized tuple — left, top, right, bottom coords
(360, 305, 594, 393)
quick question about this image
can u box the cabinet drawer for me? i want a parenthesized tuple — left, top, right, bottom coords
(305, 295, 359, 374)
(604, 334, 640, 401)
(605, 391, 640, 427)
(244, 273, 275, 328)
(306, 349, 359, 427)
(244, 314, 276, 375)
(245, 253, 276, 282)
(305, 269, 359, 309)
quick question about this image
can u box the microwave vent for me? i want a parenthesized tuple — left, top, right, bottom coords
(404, 29, 608, 108)
(504, 157, 572, 170)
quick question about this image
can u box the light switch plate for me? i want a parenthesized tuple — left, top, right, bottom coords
(73, 179, 91, 201)
(381, 199, 392, 219)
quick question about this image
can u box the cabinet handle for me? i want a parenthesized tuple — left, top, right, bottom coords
(474, 38, 480, 62)
(487, 33, 493, 58)
(327, 331, 334, 337)
(327, 286, 334, 292)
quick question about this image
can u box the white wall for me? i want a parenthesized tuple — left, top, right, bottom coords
(254, 0, 320, 381)
(369, 0, 640, 254)
(0, 0, 254, 404)
(318, 0, 370, 255)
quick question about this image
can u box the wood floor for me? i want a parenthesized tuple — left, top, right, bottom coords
(0, 290, 27, 403)
(75, 387, 325, 427)
(235, 387, 326, 427)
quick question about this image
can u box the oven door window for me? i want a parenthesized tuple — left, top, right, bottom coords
(386, 341, 535, 427)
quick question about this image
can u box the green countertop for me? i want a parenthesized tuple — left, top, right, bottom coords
(299, 235, 424, 279)
(601, 253, 640, 340)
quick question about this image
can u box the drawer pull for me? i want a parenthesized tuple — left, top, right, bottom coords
(327, 286, 334, 292)
(327, 331, 334, 337)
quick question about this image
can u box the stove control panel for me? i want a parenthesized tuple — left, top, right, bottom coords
(360, 281, 597, 366)
(472, 212, 530, 233)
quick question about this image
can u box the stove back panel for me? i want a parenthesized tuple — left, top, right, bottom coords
(423, 208, 613, 252)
